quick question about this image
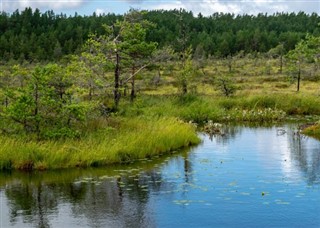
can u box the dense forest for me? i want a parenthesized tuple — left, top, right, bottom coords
(0, 8, 319, 62)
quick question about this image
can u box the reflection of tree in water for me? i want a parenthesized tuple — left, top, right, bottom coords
(183, 151, 192, 183)
(209, 125, 242, 145)
(70, 176, 157, 227)
(5, 183, 57, 228)
(2, 148, 195, 227)
(3, 169, 165, 227)
(288, 132, 320, 185)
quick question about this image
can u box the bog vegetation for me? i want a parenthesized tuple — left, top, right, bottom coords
(0, 8, 320, 170)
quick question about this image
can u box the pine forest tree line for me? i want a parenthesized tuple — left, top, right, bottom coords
(0, 8, 319, 62)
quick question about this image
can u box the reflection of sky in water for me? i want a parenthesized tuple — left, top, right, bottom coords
(0, 191, 10, 227)
(154, 126, 320, 227)
(1, 125, 320, 227)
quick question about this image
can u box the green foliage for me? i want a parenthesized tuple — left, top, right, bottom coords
(1, 64, 92, 139)
(176, 46, 196, 94)
(215, 75, 236, 97)
(286, 34, 320, 91)
(79, 10, 158, 106)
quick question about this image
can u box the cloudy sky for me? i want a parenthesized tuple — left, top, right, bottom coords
(1, 0, 320, 16)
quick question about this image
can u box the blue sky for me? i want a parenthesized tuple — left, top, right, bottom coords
(1, 0, 320, 16)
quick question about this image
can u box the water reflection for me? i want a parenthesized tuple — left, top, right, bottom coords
(3, 174, 157, 227)
(207, 124, 320, 185)
(287, 132, 320, 185)
(207, 124, 242, 144)
(6, 183, 57, 228)
(1, 125, 320, 227)
(0, 152, 185, 228)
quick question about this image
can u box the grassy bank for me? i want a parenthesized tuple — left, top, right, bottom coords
(119, 93, 320, 123)
(1, 91, 320, 171)
(0, 117, 200, 170)
(302, 122, 320, 140)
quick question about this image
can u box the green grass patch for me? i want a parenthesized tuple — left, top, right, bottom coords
(118, 93, 320, 124)
(302, 123, 320, 140)
(0, 117, 200, 170)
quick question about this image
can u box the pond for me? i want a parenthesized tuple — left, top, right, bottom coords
(1, 124, 320, 227)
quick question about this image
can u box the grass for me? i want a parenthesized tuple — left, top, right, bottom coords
(0, 117, 200, 170)
(119, 93, 320, 123)
(302, 122, 320, 140)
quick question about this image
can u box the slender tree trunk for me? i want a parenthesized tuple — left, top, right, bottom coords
(5, 96, 8, 108)
(124, 83, 127, 97)
(34, 83, 40, 137)
(297, 62, 301, 92)
(130, 66, 135, 102)
(89, 85, 92, 101)
(182, 80, 187, 94)
(279, 55, 283, 74)
(34, 84, 39, 116)
(114, 52, 120, 107)
(228, 57, 232, 73)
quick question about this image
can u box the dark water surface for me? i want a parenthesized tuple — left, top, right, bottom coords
(1, 125, 320, 227)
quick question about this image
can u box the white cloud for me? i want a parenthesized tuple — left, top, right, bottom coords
(142, 0, 319, 16)
(95, 8, 106, 15)
(2, 0, 86, 12)
(123, 0, 144, 3)
(1, 0, 319, 15)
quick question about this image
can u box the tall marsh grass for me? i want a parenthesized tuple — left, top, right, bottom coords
(119, 93, 320, 123)
(302, 122, 320, 139)
(0, 117, 200, 170)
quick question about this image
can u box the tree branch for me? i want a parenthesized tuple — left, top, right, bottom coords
(123, 63, 149, 84)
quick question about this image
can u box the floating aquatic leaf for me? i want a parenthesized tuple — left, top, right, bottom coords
(99, 175, 112, 180)
(276, 201, 290, 205)
(240, 192, 251, 196)
(199, 158, 210, 163)
(83, 177, 93, 181)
